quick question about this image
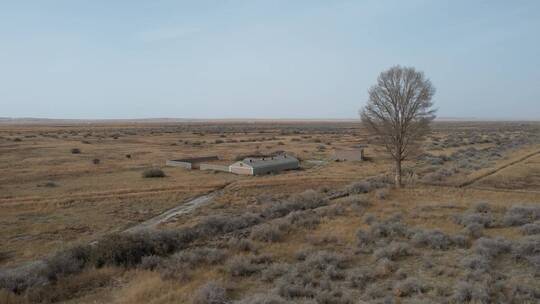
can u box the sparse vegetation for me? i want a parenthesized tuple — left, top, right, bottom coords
(193, 281, 228, 304)
(1, 121, 539, 303)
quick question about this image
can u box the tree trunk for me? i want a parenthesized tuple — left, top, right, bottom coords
(395, 158, 402, 188)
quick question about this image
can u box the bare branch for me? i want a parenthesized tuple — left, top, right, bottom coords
(360, 66, 436, 187)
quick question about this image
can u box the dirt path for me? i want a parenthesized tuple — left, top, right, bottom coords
(125, 191, 220, 233)
(458, 149, 540, 188)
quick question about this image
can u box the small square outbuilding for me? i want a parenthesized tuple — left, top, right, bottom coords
(332, 144, 367, 161)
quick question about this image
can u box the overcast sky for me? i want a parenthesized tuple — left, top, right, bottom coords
(1, 0, 539, 119)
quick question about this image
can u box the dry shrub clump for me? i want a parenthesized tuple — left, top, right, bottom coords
(262, 190, 328, 219)
(393, 277, 429, 297)
(502, 205, 540, 227)
(250, 223, 287, 243)
(159, 247, 227, 281)
(193, 281, 228, 304)
(242, 250, 352, 303)
(356, 214, 412, 254)
(0, 229, 196, 296)
(197, 213, 261, 236)
(373, 242, 413, 261)
(142, 168, 166, 178)
(521, 221, 540, 235)
(235, 292, 287, 304)
(345, 181, 372, 194)
(226, 255, 272, 277)
(228, 237, 257, 252)
(411, 229, 467, 250)
(455, 212, 494, 228)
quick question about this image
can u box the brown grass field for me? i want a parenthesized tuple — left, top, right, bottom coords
(0, 120, 539, 304)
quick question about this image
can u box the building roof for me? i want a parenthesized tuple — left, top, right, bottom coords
(335, 144, 367, 151)
(235, 154, 298, 169)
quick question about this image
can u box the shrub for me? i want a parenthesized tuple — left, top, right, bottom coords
(236, 293, 287, 304)
(455, 213, 494, 228)
(261, 263, 290, 282)
(502, 205, 540, 226)
(363, 213, 377, 225)
(198, 213, 261, 236)
(25, 267, 115, 303)
(365, 281, 392, 300)
(250, 223, 286, 243)
(170, 247, 227, 268)
(286, 210, 321, 229)
(193, 281, 228, 304)
(43, 246, 90, 281)
(228, 237, 257, 252)
(314, 204, 345, 219)
(450, 234, 470, 248)
(314, 288, 352, 304)
(347, 267, 374, 289)
(226, 256, 261, 277)
(355, 229, 372, 248)
(90, 230, 188, 268)
(452, 281, 491, 303)
(461, 254, 490, 272)
(411, 229, 452, 250)
(374, 258, 396, 276)
(375, 188, 389, 200)
(0, 262, 48, 294)
(471, 202, 491, 213)
(452, 281, 473, 303)
(421, 167, 456, 183)
(70, 148, 81, 154)
(276, 276, 315, 299)
(473, 237, 511, 258)
(393, 277, 428, 297)
(289, 190, 328, 209)
(340, 195, 370, 209)
(304, 251, 348, 271)
(142, 168, 165, 178)
(345, 181, 372, 194)
(373, 242, 413, 261)
(463, 223, 484, 239)
(262, 190, 327, 220)
(369, 218, 409, 239)
(512, 235, 540, 257)
(395, 268, 407, 280)
(521, 222, 540, 235)
(139, 255, 162, 270)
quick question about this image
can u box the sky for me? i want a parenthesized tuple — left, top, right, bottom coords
(1, 0, 539, 120)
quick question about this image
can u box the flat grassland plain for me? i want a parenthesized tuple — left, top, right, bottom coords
(0, 120, 539, 303)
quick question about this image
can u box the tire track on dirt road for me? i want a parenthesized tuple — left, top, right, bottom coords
(458, 149, 540, 188)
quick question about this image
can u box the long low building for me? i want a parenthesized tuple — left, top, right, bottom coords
(166, 156, 219, 169)
(229, 154, 299, 175)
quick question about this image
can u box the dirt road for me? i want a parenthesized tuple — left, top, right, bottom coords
(125, 191, 219, 233)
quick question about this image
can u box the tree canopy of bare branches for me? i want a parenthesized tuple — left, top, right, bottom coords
(360, 65, 436, 187)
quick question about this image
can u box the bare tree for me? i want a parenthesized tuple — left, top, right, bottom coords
(360, 66, 436, 187)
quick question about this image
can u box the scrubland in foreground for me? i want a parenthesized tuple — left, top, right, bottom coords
(0, 121, 539, 303)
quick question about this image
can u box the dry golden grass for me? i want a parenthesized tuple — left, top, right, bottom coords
(1, 121, 539, 303)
